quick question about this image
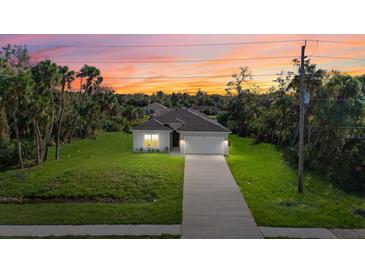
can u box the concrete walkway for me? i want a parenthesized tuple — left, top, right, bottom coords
(260, 227, 365, 239)
(0, 225, 181, 237)
(182, 155, 263, 239)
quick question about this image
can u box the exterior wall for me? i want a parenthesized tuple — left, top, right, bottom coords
(179, 131, 230, 155)
(132, 130, 172, 152)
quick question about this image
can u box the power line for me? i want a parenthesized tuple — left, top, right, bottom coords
(5, 39, 364, 49)
(49, 55, 298, 64)
(5, 39, 304, 48)
(309, 39, 365, 45)
(308, 40, 319, 58)
(312, 55, 365, 61)
(103, 73, 294, 79)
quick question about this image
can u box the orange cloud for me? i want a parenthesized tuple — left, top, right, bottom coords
(2, 34, 365, 95)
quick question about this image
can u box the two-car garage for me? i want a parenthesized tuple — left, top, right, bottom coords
(180, 134, 228, 155)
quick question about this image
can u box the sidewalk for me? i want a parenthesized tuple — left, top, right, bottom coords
(0, 225, 181, 237)
(260, 226, 365, 239)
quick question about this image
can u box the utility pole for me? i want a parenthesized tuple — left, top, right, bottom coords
(298, 41, 306, 193)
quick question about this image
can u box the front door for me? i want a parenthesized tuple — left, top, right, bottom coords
(172, 131, 180, 147)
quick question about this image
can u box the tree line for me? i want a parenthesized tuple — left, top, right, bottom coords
(0, 45, 145, 170)
(218, 64, 365, 191)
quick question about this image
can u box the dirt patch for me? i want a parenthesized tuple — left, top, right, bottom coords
(278, 200, 311, 209)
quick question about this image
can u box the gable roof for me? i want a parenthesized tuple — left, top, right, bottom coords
(132, 118, 171, 131)
(133, 108, 230, 132)
(146, 102, 168, 110)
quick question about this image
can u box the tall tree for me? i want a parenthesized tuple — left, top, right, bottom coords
(0, 45, 33, 168)
(68, 65, 103, 143)
(225, 66, 253, 136)
(55, 66, 75, 160)
(31, 60, 61, 162)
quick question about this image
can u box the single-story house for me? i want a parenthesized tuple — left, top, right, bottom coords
(145, 102, 171, 117)
(132, 108, 231, 155)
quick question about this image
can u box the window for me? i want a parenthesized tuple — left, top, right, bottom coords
(144, 134, 159, 148)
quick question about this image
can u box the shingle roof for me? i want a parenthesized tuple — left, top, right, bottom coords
(146, 102, 168, 110)
(132, 119, 171, 131)
(133, 108, 230, 132)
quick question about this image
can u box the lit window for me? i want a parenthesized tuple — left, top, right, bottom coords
(144, 134, 159, 148)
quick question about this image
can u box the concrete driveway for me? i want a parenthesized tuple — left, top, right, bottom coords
(182, 155, 263, 239)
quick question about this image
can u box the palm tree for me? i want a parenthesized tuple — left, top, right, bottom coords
(31, 60, 61, 162)
(55, 66, 75, 160)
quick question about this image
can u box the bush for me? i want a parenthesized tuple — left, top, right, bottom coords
(101, 116, 126, 132)
(0, 139, 34, 170)
(329, 139, 365, 192)
(0, 140, 17, 169)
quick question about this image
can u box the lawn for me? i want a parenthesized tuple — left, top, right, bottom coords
(0, 132, 184, 225)
(227, 135, 365, 228)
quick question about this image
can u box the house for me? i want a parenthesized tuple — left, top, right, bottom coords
(132, 108, 230, 155)
(145, 102, 171, 117)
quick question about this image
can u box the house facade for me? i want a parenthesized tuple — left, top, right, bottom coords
(132, 108, 230, 155)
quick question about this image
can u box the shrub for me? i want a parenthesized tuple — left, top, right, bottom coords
(329, 138, 365, 192)
(101, 116, 126, 132)
(0, 139, 34, 170)
(0, 140, 17, 169)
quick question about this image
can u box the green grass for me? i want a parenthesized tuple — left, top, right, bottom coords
(0, 132, 184, 225)
(227, 135, 365, 229)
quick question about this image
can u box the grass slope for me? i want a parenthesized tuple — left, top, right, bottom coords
(0, 132, 184, 225)
(227, 135, 365, 228)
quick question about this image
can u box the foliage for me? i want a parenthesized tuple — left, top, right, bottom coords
(221, 63, 365, 190)
(0, 140, 17, 168)
(0, 45, 149, 169)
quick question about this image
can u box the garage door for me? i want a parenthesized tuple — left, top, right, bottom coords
(184, 136, 224, 155)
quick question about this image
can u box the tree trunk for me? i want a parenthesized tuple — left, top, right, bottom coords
(43, 88, 55, 162)
(35, 121, 44, 160)
(55, 81, 66, 160)
(68, 84, 90, 143)
(12, 112, 23, 169)
(33, 119, 41, 165)
(0, 101, 10, 141)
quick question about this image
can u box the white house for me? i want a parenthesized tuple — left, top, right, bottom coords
(132, 108, 230, 155)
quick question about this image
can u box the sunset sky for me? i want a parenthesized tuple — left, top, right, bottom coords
(1, 34, 365, 94)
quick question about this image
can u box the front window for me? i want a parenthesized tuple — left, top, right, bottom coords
(144, 134, 159, 148)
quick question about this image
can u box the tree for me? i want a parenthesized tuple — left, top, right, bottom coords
(31, 60, 61, 162)
(0, 45, 33, 168)
(224, 66, 253, 136)
(55, 66, 75, 160)
(68, 65, 103, 143)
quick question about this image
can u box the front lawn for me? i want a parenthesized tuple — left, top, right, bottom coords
(0, 132, 184, 225)
(227, 135, 365, 228)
